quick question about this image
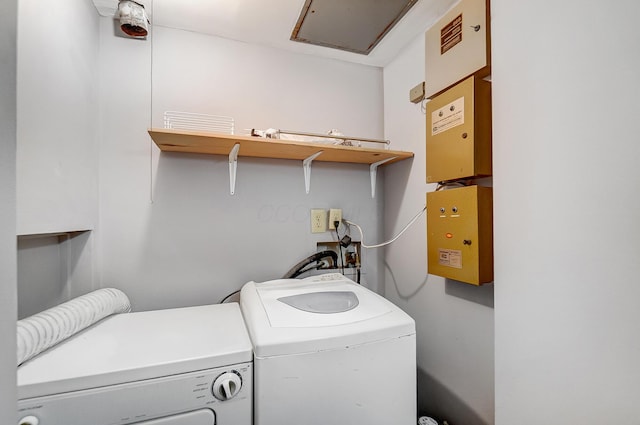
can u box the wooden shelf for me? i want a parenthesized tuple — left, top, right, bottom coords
(148, 128, 414, 165)
(17, 229, 91, 240)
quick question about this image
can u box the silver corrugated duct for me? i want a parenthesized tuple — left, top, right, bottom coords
(17, 288, 131, 365)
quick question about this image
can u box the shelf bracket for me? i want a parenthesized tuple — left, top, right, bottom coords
(302, 151, 323, 194)
(370, 157, 396, 198)
(228, 143, 240, 195)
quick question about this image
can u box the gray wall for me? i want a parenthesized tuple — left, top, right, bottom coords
(493, 0, 640, 423)
(383, 32, 494, 425)
(384, 1, 640, 423)
(14, 1, 386, 317)
(97, 22, 387, 311)
(0, 0, 17, 421)
(16, 0, 99, 236)
(17, 232, 95, 319)
(15, 0, 99, 318)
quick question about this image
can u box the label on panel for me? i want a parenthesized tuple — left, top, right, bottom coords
(431, 97, 465, 136)
(424, 0, 490, 99)
(438, 249, 462, 268)
(440, 14, 463, 54)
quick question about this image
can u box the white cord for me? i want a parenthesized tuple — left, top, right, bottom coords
(345, 206, 426, 249)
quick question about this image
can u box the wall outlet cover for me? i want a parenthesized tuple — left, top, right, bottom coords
(311, 209, 327, 233)
(329, 208, 342, 230)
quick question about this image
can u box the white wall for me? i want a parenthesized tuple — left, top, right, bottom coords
(16, 0, 99, 235)
(15, 0, 99, 318)
(17, 232, 95, 319)
(17, 236, 67, 318)
(98, 23, 386, 311)
(383, 35, 494, 425)
(493, 1, 640, 423)
(0, 0, 17, 421)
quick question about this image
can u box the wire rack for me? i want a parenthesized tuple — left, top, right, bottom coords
(164, 111, 234, 134)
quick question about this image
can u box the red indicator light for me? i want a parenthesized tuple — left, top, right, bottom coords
(446, 233, 453, 239)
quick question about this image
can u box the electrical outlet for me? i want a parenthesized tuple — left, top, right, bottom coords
(329, 209, 342, 230)
(311, 209, 327, 233)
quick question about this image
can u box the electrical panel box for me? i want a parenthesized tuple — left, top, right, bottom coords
(426, 185, 493, 285)
(424, 0, 490, 98)
(426, 75, 491, 183)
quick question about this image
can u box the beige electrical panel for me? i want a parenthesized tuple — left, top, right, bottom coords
(426, 75, 491, 183)
(426, 186, 493, 285)
(424, 0, 490, 99)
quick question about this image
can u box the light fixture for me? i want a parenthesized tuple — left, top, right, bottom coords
(117, 0, 149, 37)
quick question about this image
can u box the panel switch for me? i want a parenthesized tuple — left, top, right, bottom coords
(410, 82, 425, 103)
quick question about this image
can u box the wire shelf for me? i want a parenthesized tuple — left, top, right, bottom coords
(164, 111, 234, 134)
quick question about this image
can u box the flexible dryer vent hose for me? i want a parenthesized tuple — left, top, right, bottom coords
(17, 288, 131, 366)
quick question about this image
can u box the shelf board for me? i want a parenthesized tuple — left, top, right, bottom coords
(148, 128, 414, 165)
(17, 229, 92, 240)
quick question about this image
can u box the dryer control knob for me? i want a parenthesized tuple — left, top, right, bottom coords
(212, 370, 242, 401)
(19, 416, 39, 425)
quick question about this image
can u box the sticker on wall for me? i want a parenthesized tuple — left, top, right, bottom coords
(431, 97, 465, 136)
(438, 248, 462, 269)
(440, 13, 462, 54)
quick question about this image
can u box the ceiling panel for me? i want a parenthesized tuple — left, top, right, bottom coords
(291, 0, 418, 54)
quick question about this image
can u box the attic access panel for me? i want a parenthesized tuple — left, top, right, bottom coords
(291, 0, 418, 55)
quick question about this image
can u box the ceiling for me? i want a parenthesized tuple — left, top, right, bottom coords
(93, 0, 457, 67)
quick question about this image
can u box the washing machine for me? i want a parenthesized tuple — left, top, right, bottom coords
(240, 273, 416, 425)
(17, 303, 252, 425)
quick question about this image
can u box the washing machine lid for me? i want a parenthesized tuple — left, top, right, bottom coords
(240, 274, 415, 357)
(18, 303, 253, 399)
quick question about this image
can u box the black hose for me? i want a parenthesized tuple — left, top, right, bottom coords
(221, 251, 340, 303)
(282, 250, 338, 279)
(220, 290, 240, 304)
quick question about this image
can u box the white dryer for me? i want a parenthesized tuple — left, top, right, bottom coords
(17, 303, 252, 425)
(240, 273, 416, 425)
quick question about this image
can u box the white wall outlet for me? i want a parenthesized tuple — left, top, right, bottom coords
(311, 209, 327, 233)
(328, 208, 342, 230)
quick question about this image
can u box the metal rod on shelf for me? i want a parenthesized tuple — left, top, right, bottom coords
(278, 129, 390, 145)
